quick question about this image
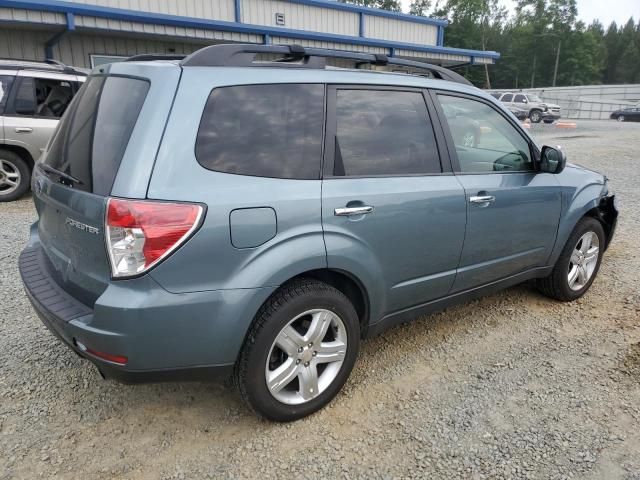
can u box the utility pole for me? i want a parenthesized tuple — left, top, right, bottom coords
(552, 40, 561, 87)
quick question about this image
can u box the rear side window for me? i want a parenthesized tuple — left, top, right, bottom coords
(43, 75, 149, 194)
(501, 93, 513, 102)
(0, 75, 14, 112)
(332, 89, 440, 176)
(195, 84, 324, 180)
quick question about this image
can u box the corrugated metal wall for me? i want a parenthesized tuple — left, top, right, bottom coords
(242, 0, 359, 36)
(63, 0, 236, 21)
(366, 15, 437, 45)
(0, 7, 65, 24)
(74, 15, 262, 44)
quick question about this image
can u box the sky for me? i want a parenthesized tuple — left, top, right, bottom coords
(398, 0, 640, 26)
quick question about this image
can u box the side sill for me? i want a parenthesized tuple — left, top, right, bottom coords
(366, 266, 552, 338)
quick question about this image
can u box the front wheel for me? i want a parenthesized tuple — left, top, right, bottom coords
(537, 217, 605, 302)
(617, 115, 625, 122)
(529, 110, 542, 123)
(235, 279, 360, 421)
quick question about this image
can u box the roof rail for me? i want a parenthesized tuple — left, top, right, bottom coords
(181, 44, 472, 86)
(0, 57, 87, 76)
(124, 54, 186, 62)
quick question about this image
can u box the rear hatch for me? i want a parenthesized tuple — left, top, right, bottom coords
(32, 73, 152, 306)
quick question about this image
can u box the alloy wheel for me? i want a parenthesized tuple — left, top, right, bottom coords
(0, 159, 21, 195)
(567, 231, 600, 291)
(265, 309, 347, 405)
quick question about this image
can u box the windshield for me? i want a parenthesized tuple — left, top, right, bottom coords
(527, 94, 543, 103)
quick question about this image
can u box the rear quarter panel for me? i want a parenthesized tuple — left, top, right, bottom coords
(145, 68, 327, 294)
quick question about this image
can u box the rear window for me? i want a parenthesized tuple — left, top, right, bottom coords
(195, 84, 324, 180)
(43, 75, 149, 195)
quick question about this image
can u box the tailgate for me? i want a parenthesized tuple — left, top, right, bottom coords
(31, 72, 154, 306)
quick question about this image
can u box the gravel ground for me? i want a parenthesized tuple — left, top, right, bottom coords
(1, 119, 639, 480)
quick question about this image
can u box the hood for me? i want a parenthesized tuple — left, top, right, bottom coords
(544, 103, 561, 109)
(566, 162, 606, 181)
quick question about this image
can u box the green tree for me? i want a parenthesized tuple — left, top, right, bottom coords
(409, 0, 432, 16)
(337, 0, 401, 11)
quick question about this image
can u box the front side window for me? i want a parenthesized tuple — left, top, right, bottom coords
(196, 84, 324, 180)
(514, 94, 527, 103)
(438, 95, 534, 174)
(332, 89, 441, 176)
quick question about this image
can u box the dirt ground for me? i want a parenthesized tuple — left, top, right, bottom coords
(1, 119, 639, 479)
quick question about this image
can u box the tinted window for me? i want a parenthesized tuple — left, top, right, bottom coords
(438, 95, 533, 173)
(333, 90, 440, 176)
(514, 94, 526, 103)
(92, 77, 149, 195)
(0, 75, 14, 112)
(196, 84, 324, 179)
(13, 77, 36, 115)
(501, 93, 513, 102)
(489, 92, 501, 99)
(43, 76, 149, 194)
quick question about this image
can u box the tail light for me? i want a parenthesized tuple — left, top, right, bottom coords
(106, 198, 203, 278)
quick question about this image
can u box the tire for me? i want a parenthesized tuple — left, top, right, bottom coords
(543, 119, 555, 124)
(537, 217, 605, 302)
(0, 149, 30, 202)
(529, 110, 542, 123)
(235, 279, 360, 421)
(617, 115, 625, 122)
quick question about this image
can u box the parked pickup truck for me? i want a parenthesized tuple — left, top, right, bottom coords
(495, 92, 561, 124)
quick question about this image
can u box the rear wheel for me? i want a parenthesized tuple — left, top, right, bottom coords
(537, 217, 605, 301)
(235, 279, 360, 421)
(529, 110, 542, 123)
(0, 150, 30, 202)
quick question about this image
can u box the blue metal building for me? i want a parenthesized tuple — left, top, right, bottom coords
(0, 0, 499, 69)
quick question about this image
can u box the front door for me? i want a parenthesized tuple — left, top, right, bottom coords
(321, 86, 466, 318)
(434, 92, 562, 293)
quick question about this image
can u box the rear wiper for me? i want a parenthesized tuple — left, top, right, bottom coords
(39, 164, 84, 186)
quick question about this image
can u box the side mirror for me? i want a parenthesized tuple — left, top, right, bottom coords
(539, 145, 566, 174)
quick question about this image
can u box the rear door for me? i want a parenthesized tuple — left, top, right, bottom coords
(3, 72, 80, 162)
(32, 74, 152, 305)
(321, 86, 466, 316)
(433, 92, 561, 292)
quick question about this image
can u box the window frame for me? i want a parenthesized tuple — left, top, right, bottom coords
(429, 89, 540, 176)
(322, 84, 453, 179)
(194, 82, 327, 180)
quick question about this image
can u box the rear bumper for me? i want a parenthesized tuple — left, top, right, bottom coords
(19, 241, 274, 383)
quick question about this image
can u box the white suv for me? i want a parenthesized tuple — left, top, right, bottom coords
(0, 60, 86, 201)
(497, 92, 561, 124)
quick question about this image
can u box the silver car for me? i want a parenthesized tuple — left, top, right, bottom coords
(0, 60, 85, 201)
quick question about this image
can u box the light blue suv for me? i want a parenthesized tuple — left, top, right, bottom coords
(19, 45, 617, 421)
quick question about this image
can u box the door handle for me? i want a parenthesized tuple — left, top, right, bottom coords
(334, 206, 374, 216)
(15, 127, 33, 133)
(469, 195, 496, 204)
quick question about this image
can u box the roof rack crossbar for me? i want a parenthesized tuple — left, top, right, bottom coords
(180, 44, 472, 86)
(124, 54, 186, 62)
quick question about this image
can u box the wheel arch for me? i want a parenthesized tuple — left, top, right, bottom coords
(0, 144, 35, 170)
(288, 269, 370, 337)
